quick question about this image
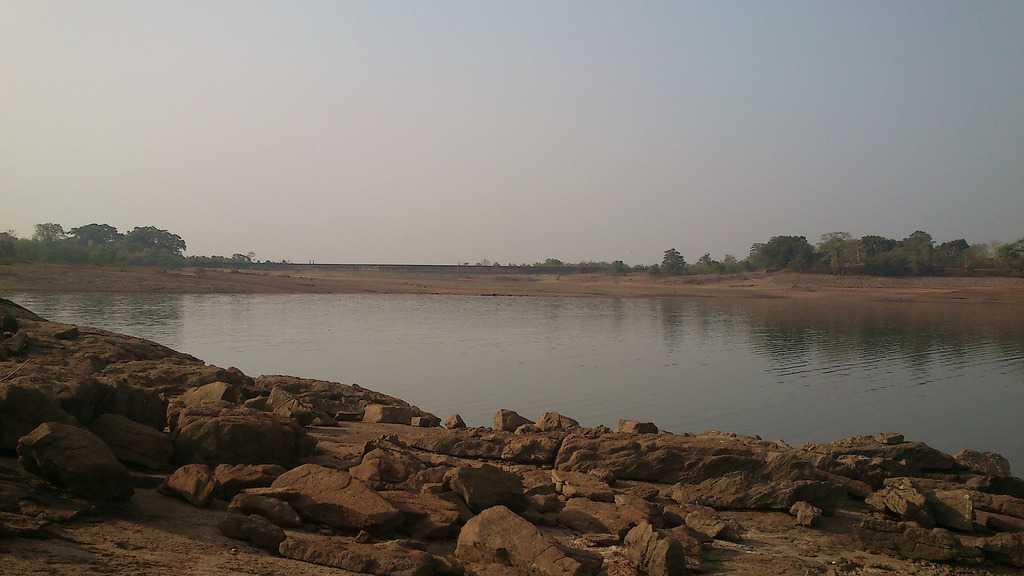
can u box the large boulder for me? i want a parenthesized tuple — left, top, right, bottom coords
(494, 409, 532, 432)
(229, 492, 302, 528)
(16, 422, 133, 501)
(557, 497, 653, 540)
(219, 513, 286, 552)
(172, 406, 314, 466)
(618, 419, 659, 434)
(556, 431, 773, 484)
(349, 446, 428, 491)
(89, 413, 172, 470)
(381, 490, 471, 539)
(96, 360, 251, 397)
(268, 386, 333, 426)
(804, 435, 957, 477)
(536, 412, 579, 432)
(362, 404, 414, 425)
(865, 485, 934, 528)
(58, 380, 166, 431)
(280, 533, 437, 576)
(181, 381, 240, 406)
(624, 521, 686, 576)
(410, 428, 563, 465)
(213, 464, 286, 500)
(0, 383, 77, 452)
(445, 465, 525, 513)
(160, 464, 216, 507)
(552, 470, 614, 502)
(954, 449, 1011, 477)
(445, 415, 466, 429)
(253, 375, 432, 420)
(456, 506, 601, 576)
(266, 464, 402, 532)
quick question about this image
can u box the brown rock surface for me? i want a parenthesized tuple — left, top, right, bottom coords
(89, 413, 172, 470)
(17, 422, 134, 501)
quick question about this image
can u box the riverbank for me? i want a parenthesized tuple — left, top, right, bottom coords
(3, 262, 1024, 304)
(2, 297, 1024, 575)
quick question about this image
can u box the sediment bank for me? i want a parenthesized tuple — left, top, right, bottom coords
(4, 262, 1024, 304)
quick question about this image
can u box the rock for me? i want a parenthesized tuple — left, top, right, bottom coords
(895, 523, 960, 562)
(363, 404, 414, 425)
(213, 464, 287, 500)
(558, 497, 651, 540)
(243, 396, 269, 411)
(51, 324, 80, 340)
(0, 511, 51, 538)
(89, 413, 172, 470)
(684, 507, 743, 541)
(381, 490, 471, 539)
(624, 521, 686, 576)
(219, 513, 286, 552)
(182, 381, 240, 405)
(552, 470, 614, 502)
(99, 382, 167, 431)
(675, 470, 845, 514)
(172, 406, 314, 466)
(1, 330, 30, 355)
(229, 492, 302, 528)
(876, 432, 904, 445)
(981, 532, 1024, 567)
(456, 505, 600, 576)
(976, 510, 1024, 532)
(1, 384, 79, 453)
(268, 386, 333, 426)
(0, 313, 18, 333)
(789, 501, 822, 527)
(536, 412, 579, 432)
(804, 434, 957, 475)
(928, 489, 975, 532)
(556, 431, 773, 484)
(17, 422, 133, 501)
(865, 485, 934, 528)
(268, 464, 402, 531)
(350, 446, 427, 490)
(160, 464, 216, 507)
(445, 414, 466, 429)
(955, 449, 1011, 477)
(96, 360, 252, 398)
(618, 419, 659, 434)
(445, 464, 525, 513)
(410, 415, 441, 428)
(493, 409, 532, 432)
(280, 534, 437, 576)
(409, 428, 563, 465)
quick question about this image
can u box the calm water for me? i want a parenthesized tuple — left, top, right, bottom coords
(9, 292, 1024, 469)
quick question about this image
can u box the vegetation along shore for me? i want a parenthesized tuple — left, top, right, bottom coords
(2, 297, 1024, 575)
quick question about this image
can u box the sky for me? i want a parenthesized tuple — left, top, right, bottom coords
(2, 1, 1022, 265)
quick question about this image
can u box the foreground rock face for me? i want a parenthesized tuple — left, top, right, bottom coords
(219, 513, 286, 552)
(456, 506, 600, 576)
(624, 521, 686, 576)
(280, 534, 438, 576)
(0, 383, 77, 452)
(160, 464, 216, 507)
(172, 405, 315, 466)
(266, 464, 403, 532)
(446, 464, 525, 513)
(17, 422, 134, 501)
(89, 413, 172, 470)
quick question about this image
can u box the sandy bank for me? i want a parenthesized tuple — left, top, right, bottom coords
(3, 262, 1024, 304)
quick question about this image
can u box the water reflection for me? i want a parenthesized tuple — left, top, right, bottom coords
(7, 292, 1024, 467)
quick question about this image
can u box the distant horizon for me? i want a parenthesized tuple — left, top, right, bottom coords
(4, 1, 1023, 264)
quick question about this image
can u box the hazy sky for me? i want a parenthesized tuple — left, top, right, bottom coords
(3, 1, 1022, 264)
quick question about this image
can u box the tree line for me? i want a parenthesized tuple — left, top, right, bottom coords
(3, 222, 1023, 276)
(652, 231, 1024, 276)
(0, 223, 264, 268)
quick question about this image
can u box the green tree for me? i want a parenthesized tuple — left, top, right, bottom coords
(936, 239, 970, 268)
(125, 226, 187, 255)
(817, 232, 859, 274)
(69, 223, 122, 246)
(611, 260, 627, 274)
(860, 235, 898, 259)
(33, 223, 66, 242)
(661, 248, 687, 275)
(750, 236, 814, 271)
(900, 230, 934, 275)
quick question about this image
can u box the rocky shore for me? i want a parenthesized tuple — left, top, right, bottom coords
(1, 297, 1022, 575)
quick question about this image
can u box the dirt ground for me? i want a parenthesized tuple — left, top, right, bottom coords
(3, 263, 1024, 304)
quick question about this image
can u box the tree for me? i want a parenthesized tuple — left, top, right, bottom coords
(69, 223, 122, 246)
(541, 258, 563, 266)
(662, 248, 687, 275)
(818, 232, 859, 274)
(937, 239, 970, 268)
(611, 260, 627, 274)
(33, 223, 66, 242)
(124, 226, 187, 255)
(749, 236, 814, 271)
(0, 231, 16, 259)
(900, 230, 934, 275)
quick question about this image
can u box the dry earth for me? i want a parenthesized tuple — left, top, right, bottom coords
(2, 262, 1024, 304)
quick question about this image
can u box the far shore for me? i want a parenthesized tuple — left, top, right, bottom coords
(2, 262, 1024, 304)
